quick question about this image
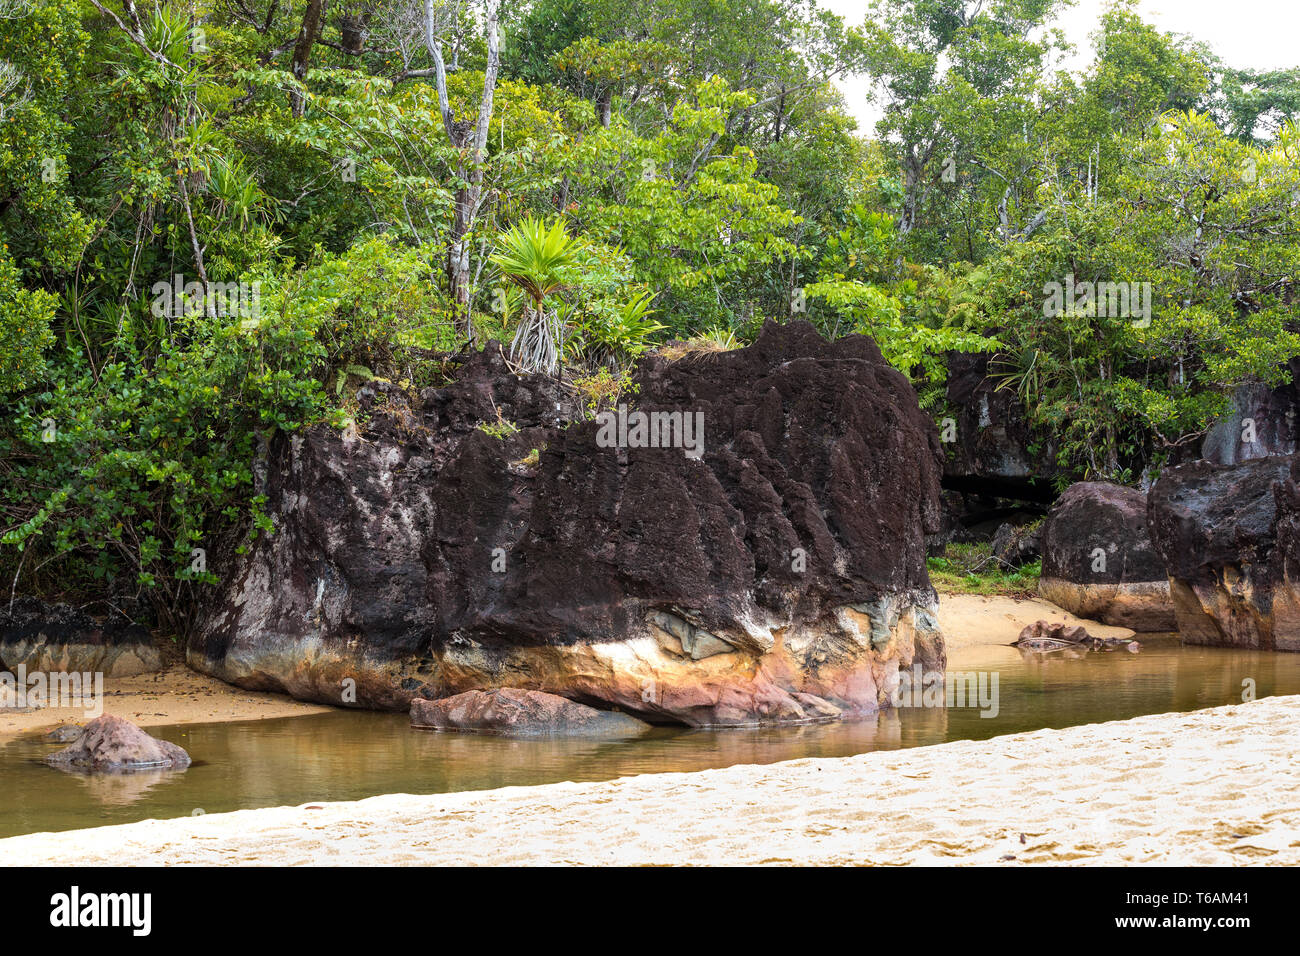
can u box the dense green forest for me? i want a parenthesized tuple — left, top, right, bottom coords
(1, 0, 1298, 625)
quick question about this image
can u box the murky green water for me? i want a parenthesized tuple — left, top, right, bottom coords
(3, 637, 1299, 841)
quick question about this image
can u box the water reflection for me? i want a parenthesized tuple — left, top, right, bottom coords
(2, 638, 1297, 841)
(53, 766, 191, 807)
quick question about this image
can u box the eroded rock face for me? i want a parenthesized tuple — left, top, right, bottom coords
(190, 321, 946, 726)
(1201, 370, 1300, 465)
(45, 714, 190, 772)
(411, 689, 651, 736)
(0, 597, 162, 677)
(1038, 482, 1175, 632)
(1148, 454, 1300, 650)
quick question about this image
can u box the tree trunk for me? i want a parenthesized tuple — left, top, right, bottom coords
(427, 0, 501, 340)
(899, 144, 934, 234)
(598, 88, 612, 128)
(289, 0, 327, 117)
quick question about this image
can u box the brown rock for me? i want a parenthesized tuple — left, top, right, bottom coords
(45, 714, 190, 772)
(1015, 620, 1086, 648)
(1, 597, 162, 677)
(1014, 619, 1140, 652)
(1148, 453, 1300, 650)
(410, 689, 651, 737)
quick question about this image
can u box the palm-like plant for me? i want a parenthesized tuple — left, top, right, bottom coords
(208, 156, 273, 229)
(489, 218, 579, 375)
(573, 290, 666, 368)
(988, 345, 1044, 407)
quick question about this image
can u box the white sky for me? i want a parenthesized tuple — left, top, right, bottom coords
(823, 0, 1300, 134)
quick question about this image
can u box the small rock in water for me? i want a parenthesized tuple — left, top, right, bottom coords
(1013, 620, 1086, 649)
(46, 724, 84, 743)
(45, 714, 191, 773)
(1014, 620, 1139, 652)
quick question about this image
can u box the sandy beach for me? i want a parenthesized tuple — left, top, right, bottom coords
(0, 665, 330, 743)
(4, 694, 1297, 866)
(935, 592, 1136, 649)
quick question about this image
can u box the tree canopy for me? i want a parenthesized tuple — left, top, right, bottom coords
(1, 0, 1297, 620)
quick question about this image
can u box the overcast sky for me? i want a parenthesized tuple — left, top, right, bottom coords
(822, 0, 1300, 134)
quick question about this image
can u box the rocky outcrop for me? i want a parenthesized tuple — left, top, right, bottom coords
(1148, 454, 1300, 650)
(1037, 482, 1175, 632)
(1201, 368, 1300, 465)
(411, 688, 651, 736)
(0, 598, 162, 677)
(45, 714, 190, 772)
(190, 321, 946, 726)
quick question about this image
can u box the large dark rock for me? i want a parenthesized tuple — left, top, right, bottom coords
(1037, 482, 1175, 631)
(0, 597, 161, 677)
(411, 688, 651, 736)
(1148, 454, 1300, 650)
(45, 714, 190, 772)
(1201, 368, 1300, 465)
(190, 321, 946, 726)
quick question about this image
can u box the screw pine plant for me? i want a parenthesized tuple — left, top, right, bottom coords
(489, 217, 579, 375)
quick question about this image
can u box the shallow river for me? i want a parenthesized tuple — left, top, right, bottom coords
(3, 637, 1299, 840)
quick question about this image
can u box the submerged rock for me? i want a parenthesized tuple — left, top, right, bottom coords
(190, 322, 946, 726)
(1037, 482, 1175, 632)
(1148, 453, 1300, 650)
(45, 714, 190, 773)
(0, 597, 162, 677)
(411, 689, 651, 736)
(1013, 620, 1140, 652)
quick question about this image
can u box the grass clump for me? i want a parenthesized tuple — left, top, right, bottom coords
(927, 542, 1041, 597)
(658, 327, 740, 362)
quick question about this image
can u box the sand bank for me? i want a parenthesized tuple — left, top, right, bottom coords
(0, 665, 330, 743)
(936, 592, 1136, 649)
(4, 695, 1296, 866)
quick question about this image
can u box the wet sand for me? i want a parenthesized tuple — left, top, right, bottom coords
(0, 665, 330, 743)
(4, 695, 1296, 866)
